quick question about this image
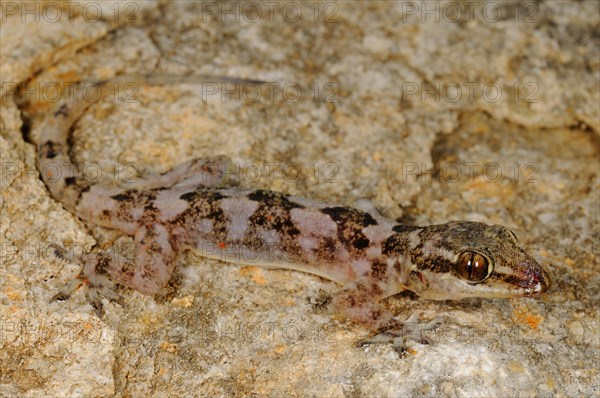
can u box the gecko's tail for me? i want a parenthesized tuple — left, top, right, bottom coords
(36, 82, 102, 212)
(36, 73, 268, 211)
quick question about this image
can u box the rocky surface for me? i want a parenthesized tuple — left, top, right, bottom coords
(1, 1, 598, 396)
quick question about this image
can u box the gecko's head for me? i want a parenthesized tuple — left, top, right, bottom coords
(402, 222, 550, 300)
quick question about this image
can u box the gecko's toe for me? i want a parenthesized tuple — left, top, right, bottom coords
(84, 285, 124, 317)
(47, 242, 82, 263)
(359, 315, 446, 350)
(356, 331, 397, 346)
(52, 269, 125, 316)
(418, 336, 432, 345)
(86, 287, 105, 317)
(84, 278, 125, 316)
(48, 243, 69, 262)
(50, 275, 85, 302)
(51, 290, 73, 302)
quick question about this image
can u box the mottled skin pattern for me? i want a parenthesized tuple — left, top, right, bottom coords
(36, 79, 550, 345)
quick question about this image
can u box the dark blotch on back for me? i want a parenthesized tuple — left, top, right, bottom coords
(172, 190, 229, 243)
(179, 191, 196, 202)
(243, 190, 304, 257)
(321, 206, 377, 227)
(111, 192, 133, 202)
(111, 190, 158, 204)
(108, 190, 160, 223)
(371, 259, 387, 279)
(321, 206, 377, 254)
(392, 224, 419, 233)
(382, 233, 411, 256)
(180, 189, 226, 203)
(245, 190, 303, 252)
(247, 190, 304, 211)
(313, 236, 339, 262)
(353, 237, 370, 250)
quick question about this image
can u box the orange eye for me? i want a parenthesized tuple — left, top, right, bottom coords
(457, 252, 491, 283)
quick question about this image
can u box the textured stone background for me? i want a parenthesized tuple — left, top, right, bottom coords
(1, 1, 598, 396)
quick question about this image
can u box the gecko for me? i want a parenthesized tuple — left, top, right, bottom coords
(34, 76, 550, 347)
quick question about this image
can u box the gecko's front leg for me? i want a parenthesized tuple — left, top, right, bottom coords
(332, 276, 443, 352)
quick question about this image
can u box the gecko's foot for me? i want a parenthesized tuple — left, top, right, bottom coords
(47, 243, 75, 262)
(51, 274, 85, 302)
(51, 270, 124, 317)
(357, 314, 446, 353)
(84, 278, 124, 317)
(47, 242, 87, 265)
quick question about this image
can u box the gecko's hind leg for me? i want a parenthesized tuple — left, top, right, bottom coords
(52, 250, 125, 316)
(123, 155, 237, 190)
(52, 224, 177, 316)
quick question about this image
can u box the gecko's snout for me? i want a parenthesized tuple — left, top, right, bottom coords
(538, 268, 551, 294)
(521, 260, 551, 296)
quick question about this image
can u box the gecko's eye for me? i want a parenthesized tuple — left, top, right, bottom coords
(456, 251, 492, 283)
